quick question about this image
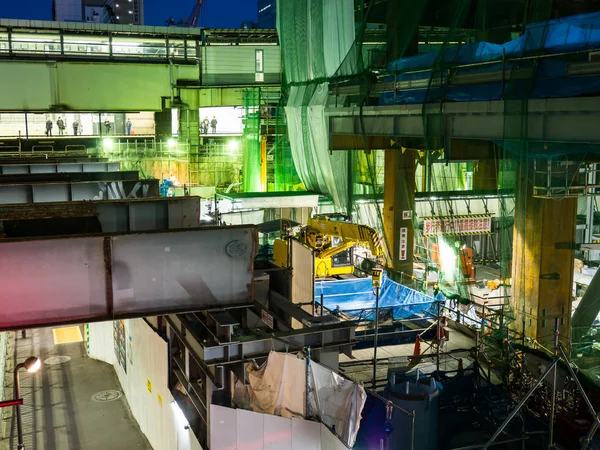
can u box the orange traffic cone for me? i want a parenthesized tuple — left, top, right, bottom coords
(409, 334, 421, 363)
(437, 324, 445, 341)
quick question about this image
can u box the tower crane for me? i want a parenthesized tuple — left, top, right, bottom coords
(187, 0, 204, 28)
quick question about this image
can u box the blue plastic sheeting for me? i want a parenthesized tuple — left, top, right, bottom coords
(380, 57, 600, 105)
(314, 275, 443, 320)
(388, 12, 600, 73)
(381, 12, 600, 106)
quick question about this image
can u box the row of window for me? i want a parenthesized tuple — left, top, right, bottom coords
(0, 32, 198, 59)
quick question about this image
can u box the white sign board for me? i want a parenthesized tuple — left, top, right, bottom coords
(399, 227, 408, 261)
(261, 310, 274, 329)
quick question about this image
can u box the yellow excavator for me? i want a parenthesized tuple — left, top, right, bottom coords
(273, 216, 383, 278)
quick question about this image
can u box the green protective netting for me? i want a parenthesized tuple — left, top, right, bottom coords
(277, 0, 600, 368)
(272, 94, 304, 191)
(277, 0, 357, 211)
(242, 88, 262, 192)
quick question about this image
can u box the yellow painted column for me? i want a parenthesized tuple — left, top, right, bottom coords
(511, 174, 576, 347)
(383, 149, 416, 281)
(473, 159, 499, 191)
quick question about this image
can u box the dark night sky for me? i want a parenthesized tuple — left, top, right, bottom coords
(0, 0, 258, 28)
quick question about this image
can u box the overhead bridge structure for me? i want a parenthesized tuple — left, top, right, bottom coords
(328, 97, 600, 148)
(0, 19, 280, 111)
(327, 43, 600, 149)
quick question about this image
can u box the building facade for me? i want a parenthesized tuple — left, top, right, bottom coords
(53, 0, 144, 25)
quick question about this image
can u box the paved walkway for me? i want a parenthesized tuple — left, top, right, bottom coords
(1, 327, 151, 450)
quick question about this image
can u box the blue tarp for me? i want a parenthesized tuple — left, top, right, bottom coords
(381, 12, 600, 106)
(388, 12, 600, 73)
(314, 275, 443, 321)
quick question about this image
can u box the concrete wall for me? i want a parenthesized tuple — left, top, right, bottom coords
(87, 319, 203, 450)
(202, 45, 281, 85)
(210, 405, 347, 450)
(0, 61, 198, 111)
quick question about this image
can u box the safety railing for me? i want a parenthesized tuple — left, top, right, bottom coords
(0, 30, 200, 62)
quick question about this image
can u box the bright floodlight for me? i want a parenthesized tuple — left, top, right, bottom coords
(103, 138, 114, 149)
(227, 139, 240, 153)
(438, 238, 457, 283)
(24, 357, 41, 373)
(168, 138, 177, 148)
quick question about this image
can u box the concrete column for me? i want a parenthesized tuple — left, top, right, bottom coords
(383, 149, 416, 281)
(511, 173, 576, 347)
(154, 108, 172, 140)
(179, 90, 200, 155)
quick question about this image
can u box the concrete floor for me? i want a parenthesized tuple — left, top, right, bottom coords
(339, 326, 476, 387)
(0, 327, 151, 450)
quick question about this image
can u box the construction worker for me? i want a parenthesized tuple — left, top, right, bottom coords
(45, 119, 53, 136)
(210, 116, 218, 133)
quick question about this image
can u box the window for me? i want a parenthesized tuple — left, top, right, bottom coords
(255, 49, 264, 73)
(255, 49, 264, 82)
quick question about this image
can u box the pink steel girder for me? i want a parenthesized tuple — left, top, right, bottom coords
(0, 226, 257, 330)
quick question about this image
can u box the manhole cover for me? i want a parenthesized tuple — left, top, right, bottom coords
(92, 390, 123, 402)
(43, 356, 71, 365)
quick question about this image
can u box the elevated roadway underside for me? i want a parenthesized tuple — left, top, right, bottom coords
(327, 97, 600, 148)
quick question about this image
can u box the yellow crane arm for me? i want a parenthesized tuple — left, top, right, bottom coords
(306, 217, 383, 257)
(318, 240, 357, 260)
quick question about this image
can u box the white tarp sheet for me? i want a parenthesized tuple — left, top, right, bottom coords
(247, 351, 306, 419)
(246, 351, 366, 448)
(308, 360, 366, 448)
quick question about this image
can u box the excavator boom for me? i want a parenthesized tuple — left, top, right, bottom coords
(306, 217, 383, 257)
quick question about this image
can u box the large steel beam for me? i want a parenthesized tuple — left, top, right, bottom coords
(0, 227, 257, 330)
(327, 98, 600, 145)
(0, 157, 107, 164)
(572, 268, 600, 341)
(0, 179, 159, 204)
(0, 162, 119, 174)
(0, 171, 138, 184)
(0, 196, 200, 233)
(166, 313, 355, 365)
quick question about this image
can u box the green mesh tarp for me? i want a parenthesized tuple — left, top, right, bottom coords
(277, 0, 356, 211)
(242, 89, 261, 192)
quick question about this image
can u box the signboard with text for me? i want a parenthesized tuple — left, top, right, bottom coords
(423, 215, 491, 236)
(399, 227, 408, 260)
(261, 310, 274, 329)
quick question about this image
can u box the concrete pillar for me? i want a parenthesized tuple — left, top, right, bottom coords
(154, 108, 172, 140)
(511, 173, 576, 347)
(383, 149, 416, 281)
(179, 90, 200, 155)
